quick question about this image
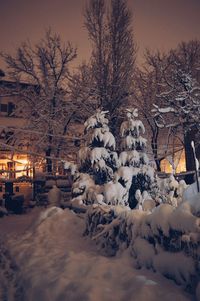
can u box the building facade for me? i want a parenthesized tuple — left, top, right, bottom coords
(0, 72, 83, 179)
(0, 76, 32, 179)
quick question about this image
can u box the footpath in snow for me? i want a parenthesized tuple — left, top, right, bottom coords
(0, 207, 194, 301)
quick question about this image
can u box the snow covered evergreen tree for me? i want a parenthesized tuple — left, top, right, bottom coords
(71, 109, 126, 206)
(80, 109, 117, 184)
(119, 108, 155, 209)
(69, 108, 157, 208)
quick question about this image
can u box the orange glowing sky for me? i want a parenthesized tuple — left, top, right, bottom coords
(0, 0, 200, 71)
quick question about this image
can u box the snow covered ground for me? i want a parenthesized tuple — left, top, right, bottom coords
(0, 207, 194, 301)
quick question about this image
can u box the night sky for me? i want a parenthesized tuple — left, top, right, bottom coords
(0, 0, 200, 70)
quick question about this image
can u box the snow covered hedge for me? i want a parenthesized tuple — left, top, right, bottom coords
(84, 203, 200, 294)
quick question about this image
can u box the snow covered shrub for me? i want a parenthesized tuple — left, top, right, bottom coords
(84, 205, 118, 255)
(47, 185, 62, 207)
(84, 205, 131, 256)
(156, 175, 180, 207)
(131, 237, 155, 269)
(182, 192, 200, 217)
(72, 173, 95, 199)
(152, 174, 189, 209)
(153, 251, 196, 286)
(0, 205, 8, 218)
(85, 198, 200, 294)
(118, 108, 156, 209)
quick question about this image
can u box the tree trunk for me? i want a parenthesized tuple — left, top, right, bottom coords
(151, 128, 161, 172)
(184, 129, 197, 170)
(46, 148, 52, 173)
(184, 129, 196, 183)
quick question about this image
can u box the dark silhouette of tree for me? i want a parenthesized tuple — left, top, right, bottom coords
(133, 64, 163, 171)
(84, 0, 137, 133)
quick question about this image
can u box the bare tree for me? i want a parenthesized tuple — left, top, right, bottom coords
(132, 50, 177, 171)
(133, 67, 162, 171)
(69, 63, 98, 119)
(108, 0, 136, 112)
(84, 0, 136, 132)
(1, 29, 77, 172)
(149, 40, 200, 177)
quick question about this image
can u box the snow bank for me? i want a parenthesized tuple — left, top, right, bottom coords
(0, 206, 8, 218)
(183, 179, 200, 202)
(1, 208, 192, 301)
(183, 193, 200, 216)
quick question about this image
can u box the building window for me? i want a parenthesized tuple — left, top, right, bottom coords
(0, 102, 15, 116)
(0, 103, 8, 112)
(7, 161, 15, 179)
(8, 102, 15, 116)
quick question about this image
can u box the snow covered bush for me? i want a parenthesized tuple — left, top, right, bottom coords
(47, 185, 62, 207)
(153, 251, 196, 286)
(0, 205, 8, 218)
(84, 205, 130, 256)
(85, 201, 200, 295)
